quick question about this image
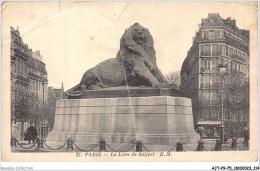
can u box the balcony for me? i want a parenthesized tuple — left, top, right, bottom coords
(14, 48, 30, 61)
(11, 55, 16, 63)
(201, 51, 222, 57)
(232, 55, 246, 63)
(211, 99, 220, 105)
(28, 72, 40, 80)
(199, 37, 225, 43)
(232, 70, 246, 77)
(201, 100, 210, 105)
(224, 35, 249, 52)
(200, 52, 211, 56)
(199, 36, 249, 52)
(16, 75, 30, 85)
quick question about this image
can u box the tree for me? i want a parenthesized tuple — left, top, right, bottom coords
(165, 71, 180, 89)
(15, 90, 43, 138)
(218, 73, 249, 138)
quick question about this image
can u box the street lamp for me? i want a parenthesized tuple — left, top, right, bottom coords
(38, 74, 46, 148)
(218, 62, 227, 144)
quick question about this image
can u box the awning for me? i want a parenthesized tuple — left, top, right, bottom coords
(197, 121, 221, 125)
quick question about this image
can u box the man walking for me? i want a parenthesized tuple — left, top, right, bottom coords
(243, 125, 249, 149)
(26, 123, 37, 144)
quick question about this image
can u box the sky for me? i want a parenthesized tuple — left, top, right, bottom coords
(2, 1, 257, 90)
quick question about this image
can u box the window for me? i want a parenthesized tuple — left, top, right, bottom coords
(242, 53, 245, 58)
(228, 61, 231, 72)
(210, 75, 218, 86)
(218, 45, 224, 56)
(209, 30, 216, 40)
(203, 59, 210, 72)
(202, 75, 210, 88)
(212, 45, 218, 56)
(226, 46, 229, 56)
(201, 108, 210, 120)
(202, 45, 210, 56)
(210, 91, 219, 101)
(211, 59, 218, 71)
(211, 107, 219, 120)
(229, 48, 233, 56)
(234, 49, 237, 55)
(203, 31, 208, 39)
(217, 30, 220, 40)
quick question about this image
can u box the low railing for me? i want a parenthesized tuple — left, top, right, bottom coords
(11, 137, 245, 152)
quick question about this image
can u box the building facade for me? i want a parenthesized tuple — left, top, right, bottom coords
(11, 26, 48, 139)
(180, 14, 249, 139)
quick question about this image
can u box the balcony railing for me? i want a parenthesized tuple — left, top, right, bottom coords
(224, 35, 249, 51)
(211, 100, 220, 105)
(16, 75, 30, 84)
(200, 36, 249, 52)
(201, 83, 219, 89)
(14, 48, 30, 61)
(11, 56, 16, 63)
(28, 72, 40, 80)
(200, 52, 211, 56)
(232, 55, 246, 63)
(232, 70, 246, 76)
(200, 37, 225, 42)
(201, 51, 222, 57)
(201, 100, 210, 105)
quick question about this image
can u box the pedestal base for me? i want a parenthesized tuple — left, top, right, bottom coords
(47, 96, 199, 146)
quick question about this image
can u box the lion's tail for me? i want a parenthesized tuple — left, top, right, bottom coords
(65, 84, 80, 95)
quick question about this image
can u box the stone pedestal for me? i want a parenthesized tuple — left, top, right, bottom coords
(47, 96, 199, 145)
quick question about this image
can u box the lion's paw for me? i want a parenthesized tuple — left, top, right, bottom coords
(154, 83, 169, 88)
(89, 85, 102, 90)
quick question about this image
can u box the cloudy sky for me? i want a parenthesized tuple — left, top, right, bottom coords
(2, 1, 257, 90)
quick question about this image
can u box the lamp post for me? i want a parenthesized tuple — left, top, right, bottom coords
(38, 74, 46, 148)
(218, 62, 227, 144)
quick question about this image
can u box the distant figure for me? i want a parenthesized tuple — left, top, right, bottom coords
(196, 140, 206, 151)
(26, 124, 37, 144)
(176, 142, 185, 152)
(223, 133, 228, 144)
(198, 126, 204, 139)
(214, 138, 222, 151)
(231, 137, 237, 149)
(243, 126, 249, 148)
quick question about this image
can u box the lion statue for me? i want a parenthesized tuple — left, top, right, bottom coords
(67, 23, 169, 94)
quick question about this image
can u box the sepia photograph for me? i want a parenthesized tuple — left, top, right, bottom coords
(1, 1, 258, 166)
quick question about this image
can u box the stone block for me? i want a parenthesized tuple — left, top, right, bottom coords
(47, 96, 200, 147)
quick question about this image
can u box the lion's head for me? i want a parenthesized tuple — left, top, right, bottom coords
(121, 23, 154, 49)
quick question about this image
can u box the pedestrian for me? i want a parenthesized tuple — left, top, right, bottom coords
(231, 136, 237, 149)
(198, 126, 204, 139)
(196, 140, 206, 151)
(224, 133, 228, 144)
(243, 125, 249, 148)
(26, 123, 37, 144)
(214, 138, 222, 151)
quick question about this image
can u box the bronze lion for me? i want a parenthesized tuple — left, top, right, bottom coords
(67, 23, 169, 93)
